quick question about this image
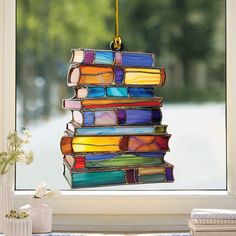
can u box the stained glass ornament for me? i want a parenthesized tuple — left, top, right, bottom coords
(59, 0, 174, 188)
(60, 46, 174, 188)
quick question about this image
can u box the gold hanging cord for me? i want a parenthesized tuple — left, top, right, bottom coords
(113, 0, 122, 50)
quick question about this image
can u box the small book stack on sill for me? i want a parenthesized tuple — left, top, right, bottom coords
(189, 208, 236, 236)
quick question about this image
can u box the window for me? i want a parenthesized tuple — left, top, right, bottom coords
(1, 0, 236, 231)
(15, 0, 226, 190)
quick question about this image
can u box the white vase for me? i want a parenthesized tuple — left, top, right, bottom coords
(20, 198, 52, 233)
(3, 217, 32, 236)
(0, 174, 13, 233)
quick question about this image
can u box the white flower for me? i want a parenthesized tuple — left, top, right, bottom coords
(46, 190, 61, 198)
(17, 151, 34, 165)
(34, 182, 61, 199)
(35, 182, 47, 198)
(23, 129, 32, 138)
(25, 151, 33, 164)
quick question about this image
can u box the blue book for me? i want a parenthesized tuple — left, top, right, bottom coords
(69, 108, 162, 127)
(70, 48, 155, 67)
(75, 86, 155, 99)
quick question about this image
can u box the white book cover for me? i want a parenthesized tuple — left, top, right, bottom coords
(191, 209, 236, 220)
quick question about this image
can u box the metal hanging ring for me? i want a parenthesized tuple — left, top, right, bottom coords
(110, 41, 124, 51)
(110, 36, 124, 51)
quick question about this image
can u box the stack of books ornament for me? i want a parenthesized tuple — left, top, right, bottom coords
(60, 48, 174, 188)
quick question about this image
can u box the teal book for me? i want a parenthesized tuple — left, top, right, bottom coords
(66, 123, 167, 135)
(63, 160, 174, 188)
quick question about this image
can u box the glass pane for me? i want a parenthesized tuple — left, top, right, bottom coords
(16, 0, 226, 190)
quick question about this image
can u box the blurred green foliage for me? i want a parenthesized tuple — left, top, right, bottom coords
(119, 0, 225, 102)
(17, 0, 225, 124)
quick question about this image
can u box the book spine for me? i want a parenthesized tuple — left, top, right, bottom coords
(192, 219, 236, 225)
(70, 108, 162, 127)
(62, 98, 163, 110)
(70, 48, 155, 67)
(75, 86, 155, 99)
(63, 162, 174, 188)
(67, 65, 166, 87)
(60, 135, 170, 154)
(64, 152, 165, 170)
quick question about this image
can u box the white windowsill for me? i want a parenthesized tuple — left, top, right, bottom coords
(14, 190, 228, 197)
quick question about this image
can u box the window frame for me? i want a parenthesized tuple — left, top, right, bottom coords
(1, 0, 236, 231)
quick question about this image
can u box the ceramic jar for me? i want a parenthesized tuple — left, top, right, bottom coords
(0, 174, 13, 233)
(3, 217, 32, 236)
(20, 198, 52, 233)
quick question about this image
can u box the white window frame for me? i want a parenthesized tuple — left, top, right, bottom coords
(0, 0, 235, 232)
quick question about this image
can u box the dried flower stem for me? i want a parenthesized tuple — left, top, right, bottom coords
(0, 130, 33, 175)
